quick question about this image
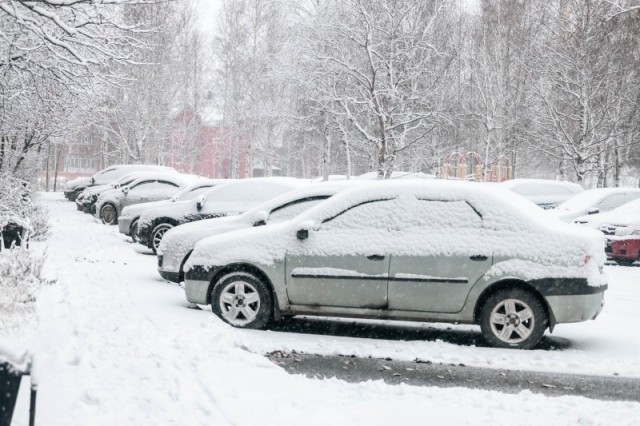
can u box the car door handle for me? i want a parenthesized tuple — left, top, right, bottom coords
(367, 255, 385, 261)
(470, 255, 488, 261)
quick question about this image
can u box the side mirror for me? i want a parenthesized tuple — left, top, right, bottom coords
(587, 208, 599, 215)
(91, 177, 95, 185)
(252, 210, 268, 227)
(295, 220, 318, 240)
(122, 186, 129, 195)
(196, 195, 205, 211)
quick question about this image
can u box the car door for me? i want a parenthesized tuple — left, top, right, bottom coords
(387, 199, 492, 313)
(285, 199, 398, 309)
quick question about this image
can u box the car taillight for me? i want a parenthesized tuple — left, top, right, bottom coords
(583, 255, 591, 265)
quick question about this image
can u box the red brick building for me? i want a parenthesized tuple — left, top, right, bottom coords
(168, 108, 248, 179)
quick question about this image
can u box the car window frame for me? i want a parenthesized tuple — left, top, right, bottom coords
(320, 198, 396, 226)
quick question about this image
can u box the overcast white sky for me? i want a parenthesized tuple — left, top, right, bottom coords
(197, 0, 223, 36)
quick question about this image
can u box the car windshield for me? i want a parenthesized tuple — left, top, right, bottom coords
(557, 190, 612, 211)
(173, 185, 214, 201)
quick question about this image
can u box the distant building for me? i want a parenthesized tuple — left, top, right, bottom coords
(168, 108, 249, 179)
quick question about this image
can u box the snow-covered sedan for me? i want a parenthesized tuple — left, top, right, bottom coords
(500, 179, 583, 209)
(574, 198, 640, 234)
(75, 172, 151, 213)
(94, 173, 197, 225)
(136, 178, 307, 253)
(63, 164, 177, 202)
(157, 181, 363, 283)
(551, 188, 640, 222)
(184, 180, 608, 350)
(117, 179, 231, 241)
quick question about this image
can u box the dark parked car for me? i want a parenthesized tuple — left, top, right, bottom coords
(136, 178, 306, 253)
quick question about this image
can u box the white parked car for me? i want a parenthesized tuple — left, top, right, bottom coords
(184, 180, 607, 349)
(574, 198, 640, 234)
(500, 179, 583, 209)
(551, 188, 640, 222)
(94, 173, 197, 225)
(117, 179, 232, 241)
(63, 164, 177, 201)
(157, 181, 364, 283)
(136, 178, 307, 253)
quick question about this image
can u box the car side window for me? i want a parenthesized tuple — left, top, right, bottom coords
(597, 194, 626, 211)
(415, 199, 482, 229)
(268, 197, 329, 223)
(129, 180, 155, 192)
(321, 199, 401, 230)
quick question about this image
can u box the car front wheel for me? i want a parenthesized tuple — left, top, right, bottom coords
(151, 223, 173, 254)
(100, 204, 118, 225)
(130, 219, 139, 242)
(480, 288, 547, 349)
(211, 271, 273, 329)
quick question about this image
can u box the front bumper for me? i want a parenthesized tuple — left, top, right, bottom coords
(118, 217, 134, 235)
(184, 265, 218, 304)
(184, 279, 210, 304)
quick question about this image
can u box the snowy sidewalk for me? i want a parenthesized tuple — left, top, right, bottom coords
(6, 192, 640, 425)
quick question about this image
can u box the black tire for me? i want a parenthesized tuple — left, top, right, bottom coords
(130, 219, 139, 242)
(70, 189, 83, 202)
(150, 223, 173, 254)
(615, 259, 635, 266)
(100, 204, 118, 225)
(479, 288, 547, 349)
(211, 271, 273, 329)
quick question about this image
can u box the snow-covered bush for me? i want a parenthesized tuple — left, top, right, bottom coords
(0, 173, 49, 240)
(0, 247, 47, 333)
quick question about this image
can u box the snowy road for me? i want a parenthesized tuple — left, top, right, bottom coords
(7, 192, 640, 425)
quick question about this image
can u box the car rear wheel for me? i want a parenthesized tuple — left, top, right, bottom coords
(615, 259, 636, 266)
(100, 204, 118, 225)
(480, 288, 547, 349)
(211, 271, 273, 329)
(151, 223, 173, 254)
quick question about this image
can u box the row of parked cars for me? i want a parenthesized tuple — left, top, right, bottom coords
(64, 166, 615, 349)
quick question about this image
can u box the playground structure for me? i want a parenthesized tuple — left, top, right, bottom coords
(440, 151, 512, 182)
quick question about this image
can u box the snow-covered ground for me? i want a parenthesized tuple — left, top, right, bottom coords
(4, 192, 640, 425)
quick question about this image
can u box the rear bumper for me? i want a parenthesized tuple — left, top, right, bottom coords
(606, 239, 640, 261)
(546, 292, 605, 323)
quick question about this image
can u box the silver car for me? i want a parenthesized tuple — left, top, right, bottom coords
(184, 181, 608, 349)
(157, 181, 363, 283)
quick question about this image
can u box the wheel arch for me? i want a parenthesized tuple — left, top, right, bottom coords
(206, 263, 281, 320)
(473, 279, 556, 332)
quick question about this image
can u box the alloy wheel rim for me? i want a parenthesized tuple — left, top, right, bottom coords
(219, 281, 261, 326)
(489, 298, 535, 344)
(152, 225, 172, 250)
(103, 208, 115, 224)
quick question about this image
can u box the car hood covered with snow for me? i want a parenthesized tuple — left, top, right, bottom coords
(187, 181, 607, 287)
(64, 177, 92, 191)
(120, 199, 175, 220)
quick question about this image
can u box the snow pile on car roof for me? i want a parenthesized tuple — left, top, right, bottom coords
(187, 180, 607, 287)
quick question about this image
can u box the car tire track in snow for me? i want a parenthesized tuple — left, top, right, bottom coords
(268, 352, 640, 402)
